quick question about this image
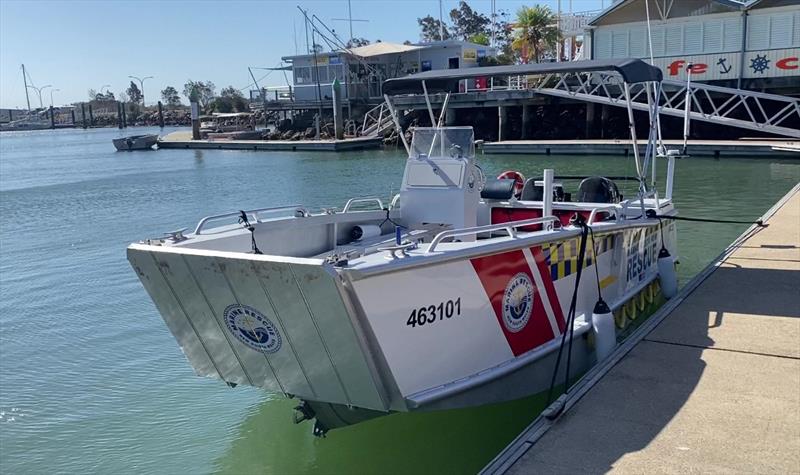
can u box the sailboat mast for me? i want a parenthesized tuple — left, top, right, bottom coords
(21, 64, 31, 111)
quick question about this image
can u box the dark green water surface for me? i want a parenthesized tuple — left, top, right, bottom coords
(1, 127, 797, 474)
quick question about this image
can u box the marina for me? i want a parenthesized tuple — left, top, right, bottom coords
(2, 0, 800, 473)
(482, 183, 800, 474)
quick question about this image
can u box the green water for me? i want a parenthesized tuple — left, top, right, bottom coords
(1, 127, 797, 474)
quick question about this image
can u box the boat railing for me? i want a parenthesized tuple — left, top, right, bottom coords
(193, 205, 307, 235)
(426, 217, 559, 254)
(342, 197, 385, 213)
(588, 206, 620, 224)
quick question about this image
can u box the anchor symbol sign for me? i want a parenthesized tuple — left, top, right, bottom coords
(717, 58, 732, 74)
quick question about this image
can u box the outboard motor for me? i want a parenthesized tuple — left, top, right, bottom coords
(576, 176, 620, 203)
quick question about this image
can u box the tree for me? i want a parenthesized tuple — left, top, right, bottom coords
(212, 86, 248, 113)
(126, 81, 143, 104)
(183, 80, 216, 108)
(161, 86, 182, 108)
(417, 15, 450, 42)
(88, 89, 97, 101)
(346, 37, 370, 48)
(449, 1, 490, 41)
(511, 5, 560, 63)
(469, 32, 490, 46)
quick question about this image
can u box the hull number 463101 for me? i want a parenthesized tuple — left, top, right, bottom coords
(407, 298, 462, 328)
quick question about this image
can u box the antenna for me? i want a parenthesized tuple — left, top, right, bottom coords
(331, 0, 369, 42)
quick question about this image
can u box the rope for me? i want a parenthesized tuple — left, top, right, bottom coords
(546, 217, 590, 408)
(645, 210, 765, 227)
(238, 211, 263, 254)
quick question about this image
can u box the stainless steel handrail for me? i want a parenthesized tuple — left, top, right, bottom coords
(426, 217, 559, 254)
(342, 197, 385, 213)
(193, 204, 306, 235)
(588, 206, 619, 224)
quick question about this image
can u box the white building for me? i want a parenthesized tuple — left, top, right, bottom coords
(282, 40, 497, 103)
(586, 0, 800, 89)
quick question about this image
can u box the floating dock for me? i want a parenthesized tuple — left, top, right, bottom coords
(482, 139, 800, 158)
(157, 131, 383, 152)
(482, 184, 800, 474)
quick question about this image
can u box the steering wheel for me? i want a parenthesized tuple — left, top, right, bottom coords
(497, 170, 526, 197)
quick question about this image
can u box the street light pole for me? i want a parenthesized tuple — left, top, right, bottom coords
(27, 84, 52, 109)
(50, 88, 60, 107)
(128, 75, 153, 108)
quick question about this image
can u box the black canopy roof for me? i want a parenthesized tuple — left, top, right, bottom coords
(382, 58, 662, 95)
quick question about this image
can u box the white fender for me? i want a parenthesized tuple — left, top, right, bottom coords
(591, 299, 616, 362)
(657, 248, 678, 299)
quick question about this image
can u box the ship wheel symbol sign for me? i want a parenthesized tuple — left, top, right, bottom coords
(750, 55, 770, 74)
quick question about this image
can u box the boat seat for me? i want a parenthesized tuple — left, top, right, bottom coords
(520, 178, 565, 201)
(480, 179, 515, 200)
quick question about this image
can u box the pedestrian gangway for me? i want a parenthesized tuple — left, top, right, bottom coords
(507, 71, 800, 138)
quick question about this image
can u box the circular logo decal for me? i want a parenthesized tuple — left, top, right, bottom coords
(224, 304, 282, 354)
(502, 273, 535, 333)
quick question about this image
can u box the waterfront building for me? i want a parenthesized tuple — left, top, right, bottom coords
(279, 40, 497, 104)
(585, 0, 800, 92)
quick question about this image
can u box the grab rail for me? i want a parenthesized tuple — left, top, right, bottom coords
(588, 206, 619, 224)
(342, 197, 385, 213)
(426, 217, 559, 254)
(193, 204, 306, 235)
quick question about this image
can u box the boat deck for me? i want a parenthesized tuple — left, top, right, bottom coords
(482, 184, 800, 474)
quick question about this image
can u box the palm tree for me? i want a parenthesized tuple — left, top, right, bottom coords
(511, 5, 560, 63)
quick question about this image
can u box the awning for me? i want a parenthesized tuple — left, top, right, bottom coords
(343, 42, 422, 58)
(382, 58, 663, 95)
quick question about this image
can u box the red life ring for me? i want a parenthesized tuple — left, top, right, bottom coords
(497, 170, 526, 197)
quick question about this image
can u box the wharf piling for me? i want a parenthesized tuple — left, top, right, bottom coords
(88, 104, 94, 127)
(157, 101, 165, 128)
(117, 102, 123, 129)
(49, 106, 55, 129)
(482, 184, 800, 475)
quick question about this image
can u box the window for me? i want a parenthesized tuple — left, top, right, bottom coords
(684, 22, 703, 54)
(665, 25, 683, 55)
(703, 20, 722, 52)
(612, 30, 628, 57)
(629, 27, 646, 57)
(770, 14, 793, 48)
(748, 15, 770, 49)
(294, 66, 310, 85)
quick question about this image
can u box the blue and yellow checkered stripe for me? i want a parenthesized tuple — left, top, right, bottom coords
(544, 234, 616, 281)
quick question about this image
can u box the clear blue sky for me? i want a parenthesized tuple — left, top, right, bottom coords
(0, 0, 607, 109)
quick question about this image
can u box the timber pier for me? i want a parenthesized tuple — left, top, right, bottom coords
(482, 184, 800, 474)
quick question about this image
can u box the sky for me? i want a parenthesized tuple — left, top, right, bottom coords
(0, 0, 608, 109)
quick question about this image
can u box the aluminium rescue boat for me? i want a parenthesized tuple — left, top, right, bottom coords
(127, 59, 680, 435)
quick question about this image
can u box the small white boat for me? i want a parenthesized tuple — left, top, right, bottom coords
(128, 59, 683, 436)
(113, 134, 158, 151)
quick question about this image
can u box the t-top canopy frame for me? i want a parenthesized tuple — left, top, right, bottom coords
(382, 58, 663, 95)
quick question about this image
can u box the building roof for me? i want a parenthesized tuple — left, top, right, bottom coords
(344, 42, 422, 58)
(282, 40, 494, 62)
(588, 0, 746, 26)
(383, 58, 663, 95)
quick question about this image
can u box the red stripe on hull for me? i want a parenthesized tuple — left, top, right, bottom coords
(471, 248, 560, 356)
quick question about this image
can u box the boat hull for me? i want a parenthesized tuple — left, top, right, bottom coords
(113, 134, 158, 151)
(127, 219, 676, 431)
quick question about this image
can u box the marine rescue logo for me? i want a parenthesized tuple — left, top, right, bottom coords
(502, 273, 534, 333)
(223, 304, 282, 354)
